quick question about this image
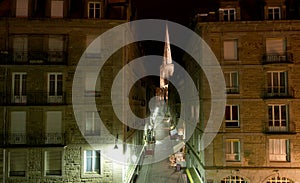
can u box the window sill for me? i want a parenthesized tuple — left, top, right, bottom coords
(82, 172, 102, 178)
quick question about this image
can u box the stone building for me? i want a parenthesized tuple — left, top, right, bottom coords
(0, 0, 147, 182)
(185, 0, 300, 182)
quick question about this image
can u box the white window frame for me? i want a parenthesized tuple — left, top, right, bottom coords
(51, 0, 64, 18)
(12, 72, 27, 103)
(221, 175, 248, 183)
(16, 0, 29, 17)
(266, 176, 293, 183)
(225, 71, 239, 94)
(88, 2, 101, 19)
(84, 150, 101, 174)
(268, 7, 281, 20)
(44, 149, 63, 176)
(225, 105, 239, 127)
(267, 71, 287, 96)
(8, 150, 27, 177)
(225, 139, 240, 161)
(220, 8, 236, 21)
(85, 111, 100, 136)
(268, 104, 288, 132)
(48, 73, 63, 103)
(223, 40, 238, 61)
(269, 139, 289, 162)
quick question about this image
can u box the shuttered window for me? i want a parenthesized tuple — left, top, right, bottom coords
(46, 111, 62, 144)
(51, 0, 64, 18)
(9, 151, 26, 177)
(224, 40, 238, 60)
(45, 150, 62, 176)
(266, 38, 285, 54)
(16, 0, 28, 17)
(85, 72, 101, 96)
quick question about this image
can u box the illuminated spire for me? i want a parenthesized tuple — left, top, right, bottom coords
(163, 24, 172, 65)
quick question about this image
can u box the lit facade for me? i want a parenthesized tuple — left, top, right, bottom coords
(0, 0, 146, 182)
(185, 0, 300, 182)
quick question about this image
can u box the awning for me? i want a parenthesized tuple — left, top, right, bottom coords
(186, 167, 203, 183)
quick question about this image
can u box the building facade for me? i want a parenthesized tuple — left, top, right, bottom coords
(185, 0, 300, 182)
(0, 0, 147, 182)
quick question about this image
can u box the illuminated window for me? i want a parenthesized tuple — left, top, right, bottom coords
(221, 175, 248, 183)
(225, 139, 240, 161)
(220, 8, 236, 21)
(223, 40, 238, 60)
(266, 176, 293, 183)
(84, 150, 100, 173)
(267, 71, 287, 97)
(269, 139, 290, 161)
(51, 0, 64, 18)
(16, 0, 28, 17)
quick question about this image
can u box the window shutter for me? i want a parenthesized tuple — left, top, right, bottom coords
(16, 0, 28, 17)
(10, 151, 26, 176)
(11, 111, 26, 133)
(224, 40, 237, 60)
(46, 111, 62, 133)
(266, 38, 285, 54)
(51, 0, 64, 18)
(49, 36, 64, 51)
(45, 150, 62, 175)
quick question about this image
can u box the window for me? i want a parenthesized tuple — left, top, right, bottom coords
(221, 175, 248, 183)
(268, 7, 281, 20)
(225, 139, 240, 161)
(9, 151, 26, 177)
(48, 73, 63, 103)
(85, 72, 101, 96)
(46, 111, 62, 144)
(51, 0, 64, 18)
(45, 150, 62, 176)
(225, 105, 239, 127)
(16, 0, 28, 17)
(85, 35, 101, 58)
(268, 105, 288, 132)
(266, 176, 294, 183)
(265, 38, 286, 63)
(269, 139, 290, 161)
(84, 150, 100, 173)
(85, 111, 100, 135)
(12, 73, 27, 103)
(220, 8, 236, 21)
(10, 111, 26, 144)
(88, 2, 101, 19)
(267, 71, 287, 96)
(13, 36, 28, 62)
(223, 40, 238, 61)
(48, 35, 64, 62)
(225, 72, 239, 94)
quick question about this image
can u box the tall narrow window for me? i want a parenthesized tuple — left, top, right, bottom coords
(10, 111, 26, 144)
(88, 2, 101, 19)
(51, 0, 64, 18)
(223, 40, 238, 61)
(268, 7, 281, 20)
(12, 73, 27, 103)
(16, 0, 29, 17)
(269, 139, 289, 161)
(85, 72, 101, 96)
(85, 111, 100, 135)
(84, 150, 100, 173)
(48, 35, 64, 62)
(225, 139, 240, 161)
(267, 71, 287, 97)
(225, 72, 239, 94)
(225, 105, 239, 127)
(13, 36, 28, 63)
(9, 151, 26, 177)
(48, 73, 63, 103)
(265, 38, 286, 63)
(85, 35, 101, 58)
(268, 105, 288, 132)
(45, 150, 62, 176)
(46, 111, 62, 144)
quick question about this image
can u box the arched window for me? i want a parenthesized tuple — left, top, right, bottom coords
(266, 176, 293, 183)
(221, 175, 248, 183)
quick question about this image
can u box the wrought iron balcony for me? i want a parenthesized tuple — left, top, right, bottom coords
(264, 122, 296, 134)
(262, 52, 293, 64)
(0, 92, 67, 105)
(4, 133, 65, 147)
(263, 87, 294, 99)
(0, 50, 67, 65)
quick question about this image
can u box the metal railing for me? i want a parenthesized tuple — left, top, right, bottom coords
(0, 92, 67, 105)
(264, 122, 296, 134)
(262, 52, 293, 64)
(263, 87, 294, 98)
(0, 50, 67, 65)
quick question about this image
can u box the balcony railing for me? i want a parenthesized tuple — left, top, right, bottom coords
(0, 92, 67, 105)
(262, 52, 293, 64)
(263, 87, 294, 99)
(3, 133, 65, 146)
(0, 50, 67, 65)
(264, 122, 296, 134)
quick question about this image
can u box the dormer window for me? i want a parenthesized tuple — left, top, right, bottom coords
(268, 7, 281, 20)
(88, 2, 101, 19)
(220, 8, 236, 21)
